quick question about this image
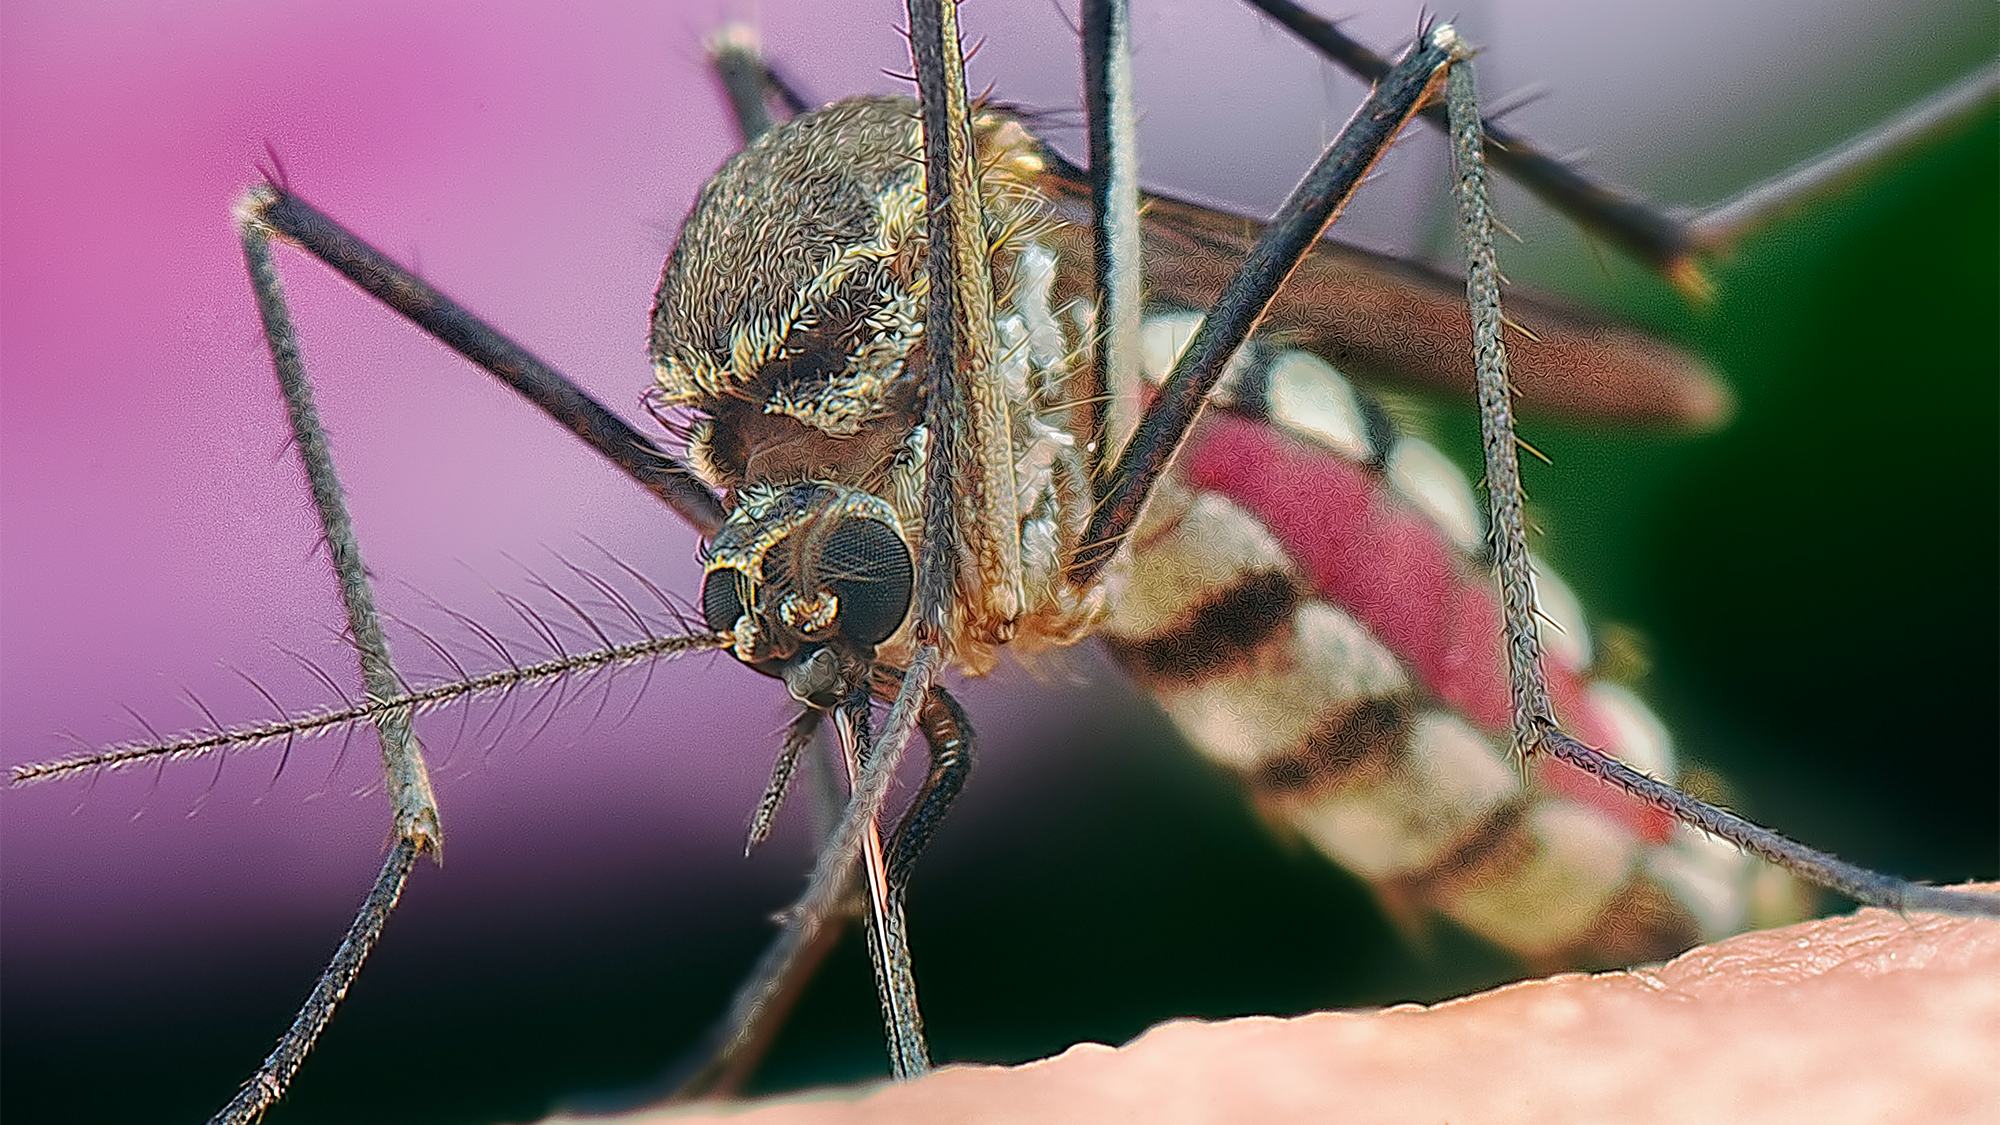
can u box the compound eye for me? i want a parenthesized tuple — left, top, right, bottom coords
(817, 517, 913, 648)
(700, 566, 750, 634)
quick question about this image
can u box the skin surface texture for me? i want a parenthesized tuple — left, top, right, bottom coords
(558, 891, 1999, 1125)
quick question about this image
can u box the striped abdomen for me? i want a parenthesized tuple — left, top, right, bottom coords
(1100, 314, 1804, 968)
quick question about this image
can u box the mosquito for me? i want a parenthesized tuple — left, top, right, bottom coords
(2, 1, 1994, 1122)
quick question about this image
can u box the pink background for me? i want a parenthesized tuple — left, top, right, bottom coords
(2, 1, 1992, 1122)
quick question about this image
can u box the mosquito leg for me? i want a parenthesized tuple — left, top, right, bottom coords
(239, 185, 725, 537)
(847, 683, 978, 1078)
(708, 24, 780, 144)
(216, 197, 447, 1125)
(1254, 1, 2000, 295)
(656, 686, 970, 1101)
(1247, 0, 1701, 290)
(1070, 24, 1463, 585)
(1079, 0, 1141, 487)
(239, 200, 442, 859)
(644, 726, 856, 1107)
(706, 20, 814, 148)
(1443, 44, 2000, 921)
(210, 840, 419, 1124)
(911, 0, 1034, 643)
(654, 917, 850, 1104)
(884, 684, 975, 896)
(686, 0, 990, 1081)
(655, 714, 850, 1103)
(1443, 60, 1554, 766)
(1687, 60, 2000, 253)
(707, 0, 1009, 1056)
(1539, 729, 2000, 916)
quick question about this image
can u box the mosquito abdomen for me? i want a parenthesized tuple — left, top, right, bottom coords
(1100, 317, 1806, 967)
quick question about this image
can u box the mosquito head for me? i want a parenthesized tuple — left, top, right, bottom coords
(701, 481, 915, 704)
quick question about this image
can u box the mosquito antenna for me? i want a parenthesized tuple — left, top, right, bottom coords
(554, 554, 651, 639)
(276, 640, 362, 789)
(182, 687, 233, 817)
(577, 533, 703, 636)
(226, 662, 299, 794)
(549, 556, 666, 731)
(386, 612, 479, 755)
(11, 630, 730, 788)
(121, 701, 170, 819)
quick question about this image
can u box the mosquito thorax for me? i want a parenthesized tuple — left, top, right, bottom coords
(651, 94, 1107, 677)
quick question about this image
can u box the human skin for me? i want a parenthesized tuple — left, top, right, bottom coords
(557, 893, 1999, 1125)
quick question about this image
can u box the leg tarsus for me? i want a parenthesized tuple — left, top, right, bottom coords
(225, 187, 443, 1123)
(886, 685, 976, 895)
(207, 839, 419, 1125)
(1446, 48, 2000, 924)
(1540, 730, 2000, 918)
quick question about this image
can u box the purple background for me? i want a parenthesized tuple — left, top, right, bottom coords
(3, 1, 1992, 1122)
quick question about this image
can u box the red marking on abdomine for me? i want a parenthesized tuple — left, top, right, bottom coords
(1185, 411, 1674, 843)
(1184, 412, 1508, 721)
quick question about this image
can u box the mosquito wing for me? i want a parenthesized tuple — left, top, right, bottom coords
(1033, 157, 1732, 429)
